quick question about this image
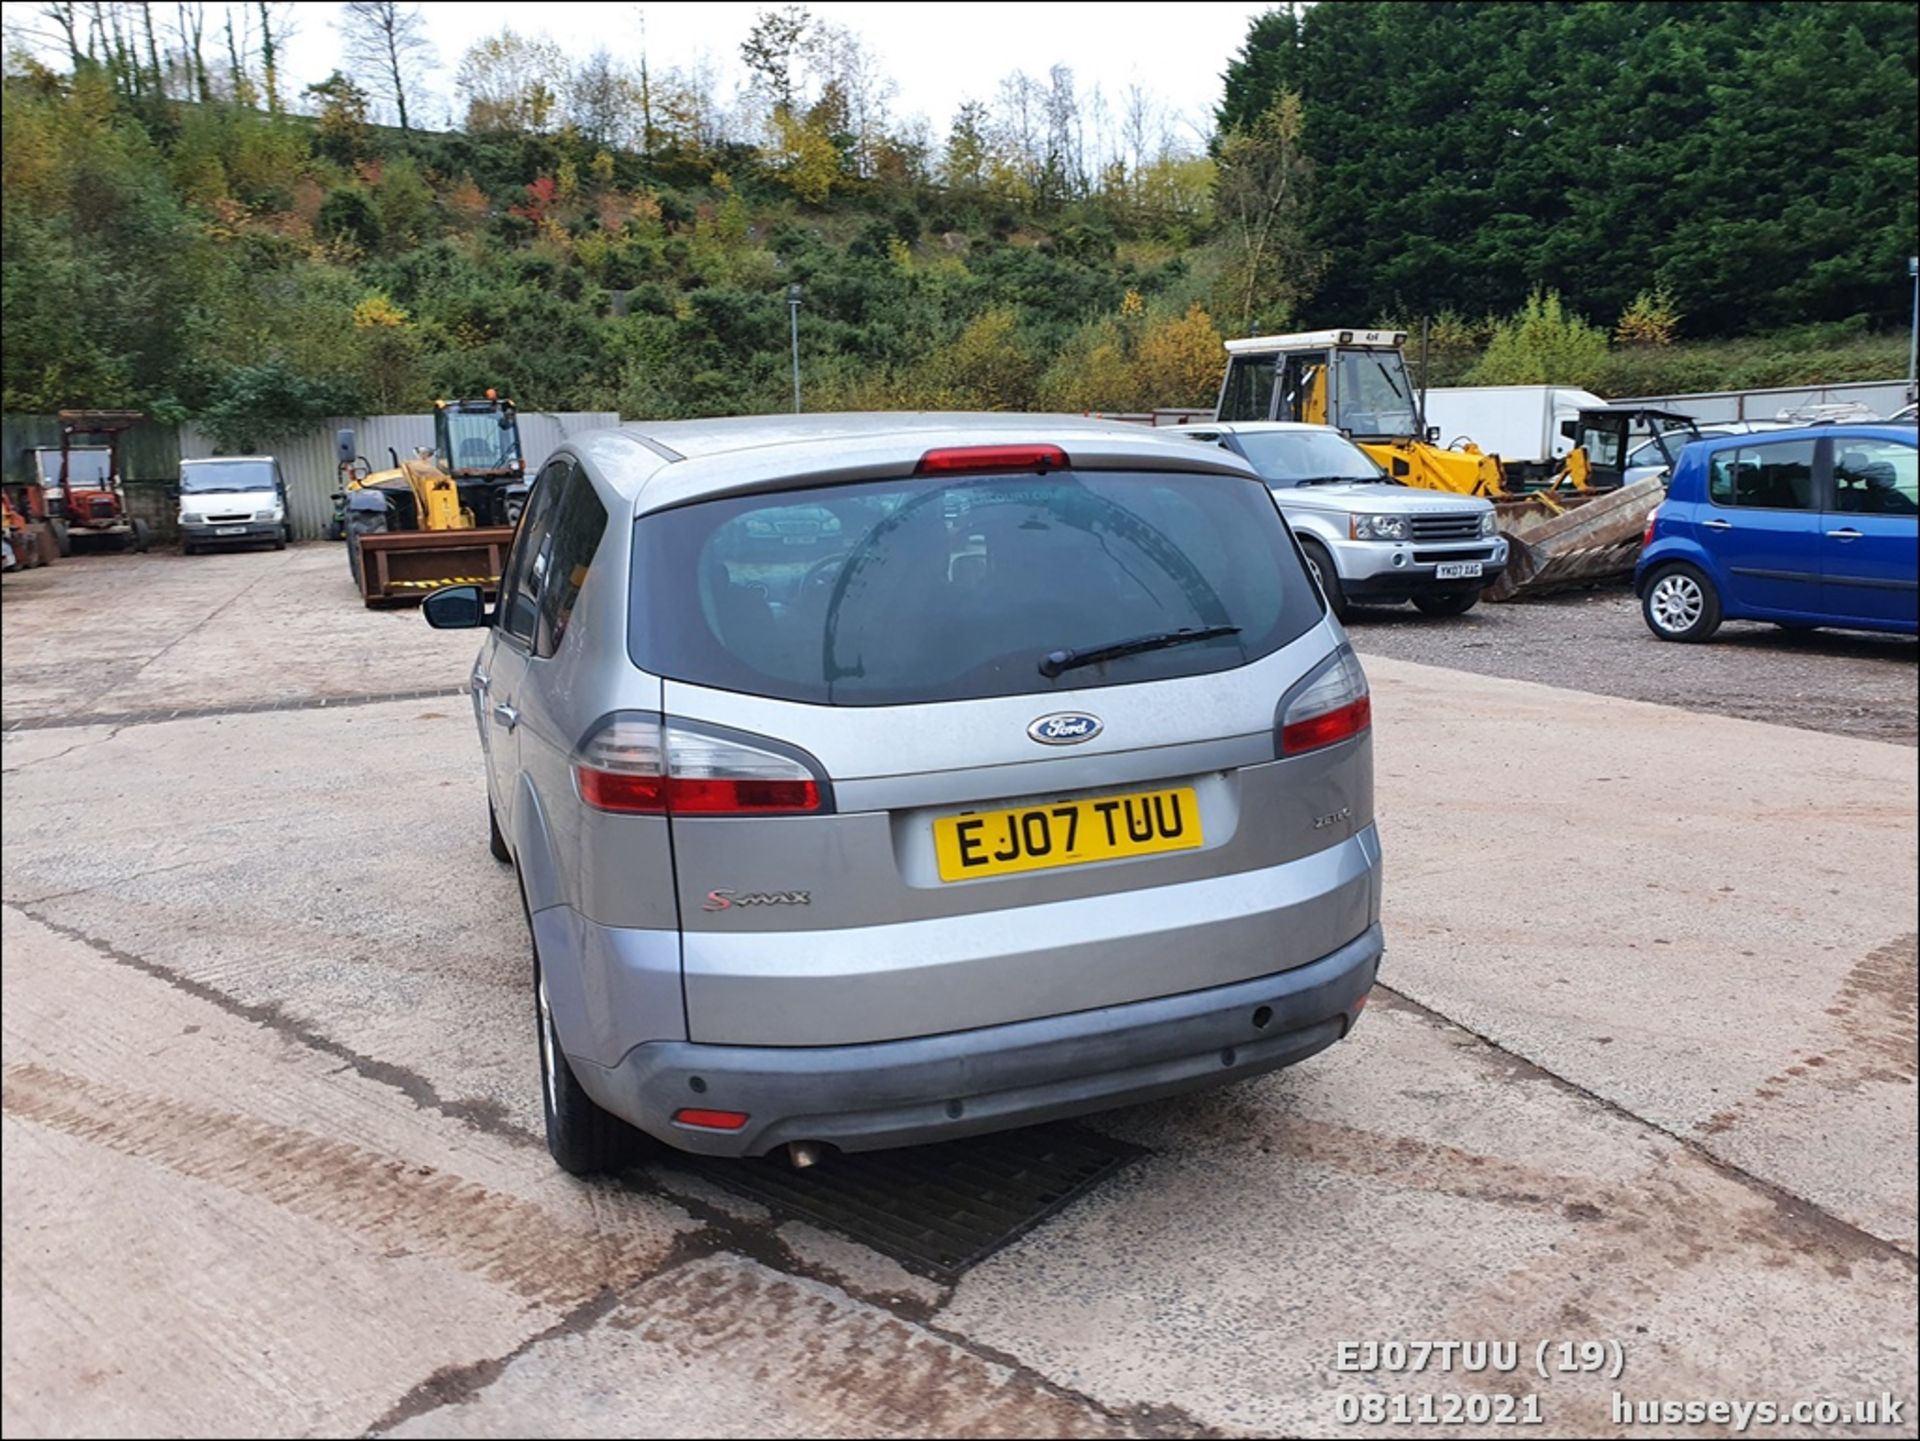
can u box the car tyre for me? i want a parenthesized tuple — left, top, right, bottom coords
(525, 885, 644, 1176)
(274, 524, 288, 551)
(129, 517, 152, 553)
(48, 518, 71, 557)
(182, 542, 199, 556)
(1299, 539, 1350, 621)
(1642, 563, 1722, 642)
(489, 800, 512, 863)
(1413, 591, 1480, 617)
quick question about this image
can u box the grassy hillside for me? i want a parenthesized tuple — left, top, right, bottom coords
(2, 40, 1909, 444)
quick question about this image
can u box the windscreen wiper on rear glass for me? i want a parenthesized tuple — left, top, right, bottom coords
(1038, 624, 1241, 679)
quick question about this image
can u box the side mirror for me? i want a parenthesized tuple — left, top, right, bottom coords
(422, 584, 489, 630)
(1425, 425, 1441, 443)
(336, 429, 356, 464)
(1560, 419, 1579, 440)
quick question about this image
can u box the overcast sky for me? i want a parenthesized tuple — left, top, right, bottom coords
(1, 1, 1266, 145)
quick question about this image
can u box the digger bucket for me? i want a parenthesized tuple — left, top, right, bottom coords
(354, 526, 516, 608)
(1484, 477, 1666, 601)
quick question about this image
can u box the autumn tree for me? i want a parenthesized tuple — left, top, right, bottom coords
(338, 0, 432, 132)
(1214, 91, 1321, 334)
(456, 28, 564, 133)
(740, 4, 809, 114)
(943, 100, 988, 191)
(567, 48, 640, 148)
(305, 69, 369, 165)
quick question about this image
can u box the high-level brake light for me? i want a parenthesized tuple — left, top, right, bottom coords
(915, 444, 1069, 476)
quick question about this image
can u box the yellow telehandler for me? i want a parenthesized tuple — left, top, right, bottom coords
(334, 392, 527, 607)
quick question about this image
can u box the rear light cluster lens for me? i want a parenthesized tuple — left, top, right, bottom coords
(575, 714, 823, 815)
(1281, 650, 1372, 754)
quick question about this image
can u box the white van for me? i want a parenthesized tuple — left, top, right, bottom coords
(177, 457, 291, 553)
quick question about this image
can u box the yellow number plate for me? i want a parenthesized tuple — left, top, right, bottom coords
(933, 786, 1203, 882)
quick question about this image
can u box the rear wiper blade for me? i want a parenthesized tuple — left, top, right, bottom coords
(1039, 624, 1241, 679)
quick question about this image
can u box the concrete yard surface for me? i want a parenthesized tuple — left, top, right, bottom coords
(3, 549, 1915, 1438)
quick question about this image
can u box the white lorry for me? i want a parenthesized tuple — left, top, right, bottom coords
(1419, 385, 1607, 485)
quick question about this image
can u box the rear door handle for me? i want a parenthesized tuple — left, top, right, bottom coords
(492, 703, 519, 731)
(1701, 518, 1733, 530)
(1826, 528, 1862, 540)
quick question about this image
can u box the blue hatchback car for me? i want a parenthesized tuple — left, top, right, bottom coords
(1636, 424, 1918, 641)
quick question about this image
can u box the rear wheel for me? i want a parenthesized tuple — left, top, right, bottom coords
(129, 517, 151, 553)
(525, 885, 643, 1176)
(1642, 563, 1722, 642)
(1299, 539, 1350, 621)
(1413, 591, 1480, 617)
(48, 518, 70, 557)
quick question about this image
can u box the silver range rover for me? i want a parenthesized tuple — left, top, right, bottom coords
(423, 413, 1384, 1173)
(1172, 422, 1507, 618)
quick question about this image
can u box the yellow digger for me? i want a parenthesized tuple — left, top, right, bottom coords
(1214, 330, 1667, 597)
(335, 392, 527, 607)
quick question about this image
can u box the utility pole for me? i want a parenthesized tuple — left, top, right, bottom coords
(788, 283, 804, 414)
(1908, 256, 1918, 399)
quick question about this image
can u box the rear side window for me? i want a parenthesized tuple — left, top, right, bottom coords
(535, 468, 607, 657)
(497, 459, 567, 644)
(1832, 439, 1918, 516)
(630, 470, 1321, 705)
(1707, 440, 1815, 510)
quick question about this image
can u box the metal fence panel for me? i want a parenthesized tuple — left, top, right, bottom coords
(3, 412, 181, 487)
(1611, 379, 1912, 425)
(177, 412, 620, 541)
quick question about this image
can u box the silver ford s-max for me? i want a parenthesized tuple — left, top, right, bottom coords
(423, 413, 1384, 1174)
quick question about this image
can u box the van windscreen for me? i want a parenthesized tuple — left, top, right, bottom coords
(630, 469, 1321, 705)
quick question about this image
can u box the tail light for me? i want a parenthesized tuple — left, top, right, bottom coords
(1642, 508, 1660, 547)
(575, 713, 826, 815)
(1280, 649, 1371, 755)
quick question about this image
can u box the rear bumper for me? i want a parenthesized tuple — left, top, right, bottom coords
(573, 922, 1383, 1157)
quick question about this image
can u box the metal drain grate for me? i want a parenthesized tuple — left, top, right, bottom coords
(678, 1122, 1146, 1281)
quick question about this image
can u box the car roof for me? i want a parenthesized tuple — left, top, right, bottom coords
(1166, 421, 1339, 435)
(571, 412, 1264, 515)
(1694, 423, 1916, 451)
(1580, 405, 1699, 423)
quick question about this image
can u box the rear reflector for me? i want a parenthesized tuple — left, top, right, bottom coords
(1279, 649, 1372, 755)
(915, 444, 1069, 476)
(674, 1108, 749, 1131)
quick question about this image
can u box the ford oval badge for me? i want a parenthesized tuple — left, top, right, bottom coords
(1028, 712, 1103, 745)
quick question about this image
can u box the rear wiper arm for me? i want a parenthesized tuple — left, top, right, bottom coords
(1039, 624, 1241, 679)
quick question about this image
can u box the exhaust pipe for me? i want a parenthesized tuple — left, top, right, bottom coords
(787, 1141, 821, 1170)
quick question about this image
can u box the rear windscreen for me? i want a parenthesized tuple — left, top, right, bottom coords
(630, 469, 1322, 706)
